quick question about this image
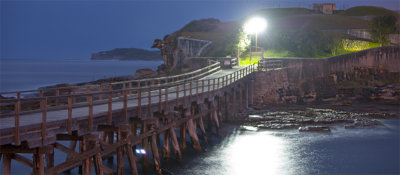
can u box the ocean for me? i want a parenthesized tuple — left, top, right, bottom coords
(0, 59, 162, 93)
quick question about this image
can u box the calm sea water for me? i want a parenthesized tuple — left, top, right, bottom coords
(0, 59, 162, 92)
(1, 117, 397, 174)
(166, 118, 400, 175)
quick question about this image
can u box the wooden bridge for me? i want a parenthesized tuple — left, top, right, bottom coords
(0, 61, 256, 175)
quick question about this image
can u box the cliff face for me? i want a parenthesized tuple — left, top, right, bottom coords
(253, 46, 400, 105)
(91, 48, 162, 61)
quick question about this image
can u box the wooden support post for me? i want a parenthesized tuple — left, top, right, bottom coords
(164, 87, 168, 114)
(159, 88, 162, 111)
(120, 125, 138, 175)
(3, 153, 12, 175)
(197, 113, 207, 143)
(180, 122, 186, 150)
(189, 81, 192, 103)
(88, 95, 93, 131)
(213, 101, 220, 136)
(41, 98, 47, 143)
(14, 93, 20, 145)
(176, 85, 179, 107)
(137, 90, 142, 118)
(202, 80, 204, 99)
(46, 147, 54, 169)
(89, 136, 104, 175)
(185, 108, 201, 152)
(169, 126, 182, 160)
(183, 82, 186, 105)
(129, 82, 133, 94)
(123, 92, 128, 122)
(151, 130, 161, 174)
(67, 97, 73, 135)
(55, 89, 60, 106)
(116, 131, 124, 175)
(148, 87, 152, 116)
(72, 88, 76, 104)
(81, 136, 90, 175)
(141, 121, 149, 162)
(213, 79, 215, 93)
(107, 92, 112, 125)
(162, 126, 170, 158)
(207, 79, 210, 99)
(196, 81, 199, 102)
(99, 86, 103, 100)
(33, 150, 45, 175)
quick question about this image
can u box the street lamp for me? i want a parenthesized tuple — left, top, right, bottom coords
(244, 17, 267, 61)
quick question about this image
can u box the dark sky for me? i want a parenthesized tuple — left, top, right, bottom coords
(1, 0, 399, 59)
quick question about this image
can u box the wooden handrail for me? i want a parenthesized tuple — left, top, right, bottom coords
(0, 64, 255, 118)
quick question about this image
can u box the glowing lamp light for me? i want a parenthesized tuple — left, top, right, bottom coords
(135, 149, 147, 155)
(244, 17, 267, 34)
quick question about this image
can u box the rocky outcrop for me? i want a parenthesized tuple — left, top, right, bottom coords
(254, 46, 400, 105)
(133, 68, 158, 80)
(91, 48, 162, 61)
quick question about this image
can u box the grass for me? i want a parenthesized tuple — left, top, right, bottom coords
(263, 50, 291, 58)
(336, 6, 398, 16)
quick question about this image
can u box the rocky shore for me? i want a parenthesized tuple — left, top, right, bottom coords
(235, 104, 398, 132)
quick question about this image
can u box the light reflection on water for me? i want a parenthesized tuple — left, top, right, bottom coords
(170, 118, 399, 175)
(223, 132, 288, 175)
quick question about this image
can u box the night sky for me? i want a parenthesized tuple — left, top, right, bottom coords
(1, 0, 399, 59)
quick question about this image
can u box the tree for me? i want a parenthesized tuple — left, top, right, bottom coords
(369, 15, 398, 46)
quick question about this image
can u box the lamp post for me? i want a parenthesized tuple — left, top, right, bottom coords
(244, 17, 267, 62)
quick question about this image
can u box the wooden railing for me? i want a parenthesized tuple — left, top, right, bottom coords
(0, 64, 255, 146)
(0, 61, 221, 103)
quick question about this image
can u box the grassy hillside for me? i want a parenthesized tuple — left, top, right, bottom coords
(337, 6, 398, 16)
(162, 6, 393, 60)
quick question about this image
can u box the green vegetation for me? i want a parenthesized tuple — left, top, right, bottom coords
(369, 15, 398, 46)
(337, 6, 398, 16)
(162, 6, 395, 65)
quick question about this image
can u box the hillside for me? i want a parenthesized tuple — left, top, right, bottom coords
(91, 48, 162, 61)
(337, 6, 398, 16)
(154, 6, 396, 67)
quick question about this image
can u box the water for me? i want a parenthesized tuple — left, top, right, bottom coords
(166, 118, 400, 175)
(0, 109, 398, 174)
(0, 59, 162, 92)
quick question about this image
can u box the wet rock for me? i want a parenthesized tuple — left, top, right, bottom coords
(298, 126, 331, 132)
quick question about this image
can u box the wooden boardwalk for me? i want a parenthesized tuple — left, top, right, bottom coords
(0, 63, 256, 175)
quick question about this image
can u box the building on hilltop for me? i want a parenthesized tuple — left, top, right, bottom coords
(313, 3, 336, 14)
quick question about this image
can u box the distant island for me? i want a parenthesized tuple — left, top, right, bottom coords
(91, 48, 163, 61)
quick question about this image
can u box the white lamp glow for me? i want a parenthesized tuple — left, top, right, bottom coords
(243, 17, 267, 61)
(244, 17, 267, 35)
